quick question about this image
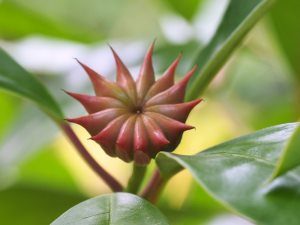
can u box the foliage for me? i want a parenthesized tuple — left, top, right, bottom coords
(52, 193, 169, 225)
(0, 0, 299, 224)
(157, 123, 300, 225)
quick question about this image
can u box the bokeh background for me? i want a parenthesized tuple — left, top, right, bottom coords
(0, 0, 299, 224)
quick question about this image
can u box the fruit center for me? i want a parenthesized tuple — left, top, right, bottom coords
(132, 105, 143, 114)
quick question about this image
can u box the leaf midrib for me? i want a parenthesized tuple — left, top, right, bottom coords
(199, 152, 276, 166)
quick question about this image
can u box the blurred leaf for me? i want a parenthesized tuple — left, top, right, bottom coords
(52, 193, 169, 225)
(0, 47, 63, 119)
(270, 0, 300, 79)
(157, 123, 300, 225)
(162, 0, 203, 20)
(186, 0, 274, 100)
(5, 0, 162, 40)
(160, 181, 226, 225)
(272, 124, 300, 179)
(0, 185, 85, 225)
(0, 106, 58, 186)
(18, 146, 80, 193)
(0, 91, 19, 139)
(155, 41, 200, 75)
(221, 49, 297, 129)
(0, 1, 102, 42)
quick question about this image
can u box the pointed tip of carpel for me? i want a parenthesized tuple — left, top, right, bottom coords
(90, 133, 107, 142)
(65, 118, 75, 123)
(74, 58, 91, 73)
(61, 88, 69, 95)
(185, 124, 195, 131)
(141, 44, 154, 70)
(169, 53, 182, 71)
(165, 53, 182, 76)
(75, 59, 90, 72)
(90, 132, 104, 142)
(188, 98, 203, 108)
(63, 89, 75, 97)
(63, 90, 88, 101)
(179, 65, 198, 86)
(146, 40, 155, 58)
(65, 116, 85, 125)
(63, 90, 80, 101)
(108, 45, 118, 58)
(89, 136, 97, 141)
(151, 38, 157, 47)
(109, 45, 127, 72)
(177, 52, 183, 60)
(188, 65, 198, 76)
(74, 58, 82, 65)
(75, 59, 106, 88)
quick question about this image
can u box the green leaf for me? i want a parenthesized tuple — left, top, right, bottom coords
(186, 0, 274, 100)
(272, 124, 300, 178)
(18, 146, 81, 194)
(52, 193, 169, 225)
(0, 91, 19, 139)
(0, 48, 63, 119)
(0, 1, 102, 43)
(269, 0, 300, 80)
(0, 106, 58, 187)
(162, 0, 203, 20)
(156, 123, 300, 225)
(0, 185, 85, 225)
(0, 105, 59, 185)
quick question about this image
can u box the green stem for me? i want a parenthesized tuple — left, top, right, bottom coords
(126, 163, 147, 194)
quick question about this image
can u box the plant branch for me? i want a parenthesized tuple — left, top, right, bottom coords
(126, 163, 147, 194)
(60, 122, 123, 192)
(141, 168, 167, 204)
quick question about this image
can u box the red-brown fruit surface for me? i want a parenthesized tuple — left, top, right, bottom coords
(66, 43, 202, 165)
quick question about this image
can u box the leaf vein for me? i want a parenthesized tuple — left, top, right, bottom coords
(202, 152, 275, 166)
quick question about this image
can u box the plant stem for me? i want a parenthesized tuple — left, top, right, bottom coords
(126, 163, 147, 194)
(60, 122, 123, 192)
(141, 169, 167, 204)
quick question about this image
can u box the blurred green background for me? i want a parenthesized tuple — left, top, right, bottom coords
(0, 0, 299, 224)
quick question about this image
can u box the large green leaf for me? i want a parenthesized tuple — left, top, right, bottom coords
(0, 1, 102, 43)
(270, 0, 300, 80)
(52, 193, 169, 225)
(186, 0, 274, 100)
(0, 48, 63, 119)
(272, 124, 300, 178)
(156, 123, 300, 225)
(0, 185, 85, 225)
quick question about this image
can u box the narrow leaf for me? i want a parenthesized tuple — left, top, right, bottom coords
(186, 0, 274, 100)
(270, 0, 300, 80)
(156, 123, 300, 225)
(0, 48, 63, 119)
(272, 124, 300, 178)
(51, 193, 169, 225)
